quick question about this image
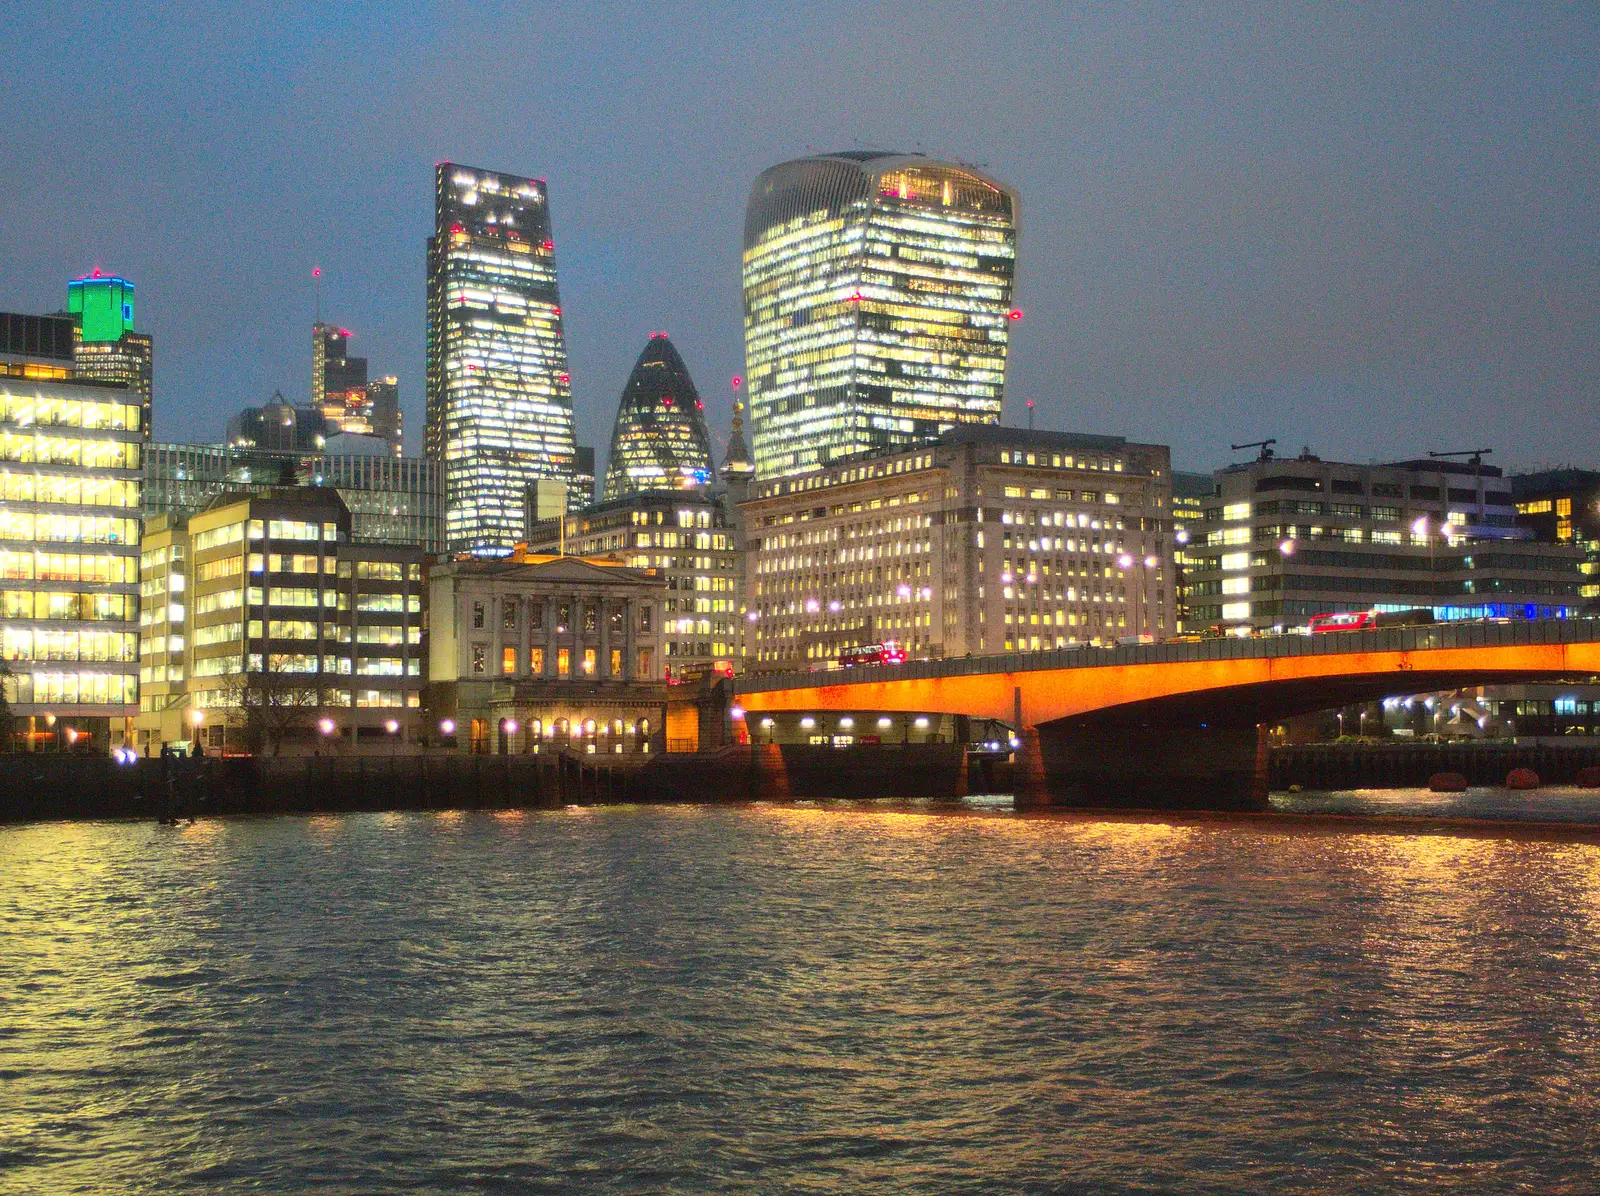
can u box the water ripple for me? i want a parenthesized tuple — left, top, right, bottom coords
(3, 805, 1600, 1192)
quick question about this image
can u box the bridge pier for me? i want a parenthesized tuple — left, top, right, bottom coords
(1017, 720, 1270, 811)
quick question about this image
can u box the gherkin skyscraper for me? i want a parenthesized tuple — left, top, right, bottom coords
(601, 335, 715, 502)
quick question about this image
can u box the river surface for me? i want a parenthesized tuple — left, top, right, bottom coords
(5, 802, 1600, 1193)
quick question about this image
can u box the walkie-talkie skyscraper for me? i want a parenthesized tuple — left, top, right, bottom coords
(426, 163, 576, 554)
(742, 152, 1018, 480)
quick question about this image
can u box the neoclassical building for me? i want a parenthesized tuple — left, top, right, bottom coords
(426, 553, 667, 754)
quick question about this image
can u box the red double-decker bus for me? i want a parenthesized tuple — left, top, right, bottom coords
(1309, 609, 1435, 634)
(839, 640, 907, 667)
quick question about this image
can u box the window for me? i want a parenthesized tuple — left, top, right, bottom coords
(639, 605, 652, 633)
(471, 643, 486, 674)
(529, 646, 544, 674)
(502, 645, 516, 674)
(610, 648, 622, 675)
(582, 648, 596, 675)
(557, 647, 571, 677)
(472, 602, 485, 629)
(502, 600, 517, 630)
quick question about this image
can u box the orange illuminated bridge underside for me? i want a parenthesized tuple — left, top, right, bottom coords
(736, 633, 1600, 730)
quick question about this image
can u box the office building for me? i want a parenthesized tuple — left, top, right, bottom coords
(426, 162, 577, 554)
(742, 152, 1018, 480)
(144, 441, 443, 553)
(0, 312, 75, 380)
(312, 322, 367, 410)
(426, 551, 666, 755)
(741, 426, 1175, 672)
(601, 335, 714, 502)
(68, 273, 153, 436)
(526, 488, 742, 677)
(316, 453, 443, 554)
(226, 393, 332, 457)
(1515, 470, 1600, 605)
(134, 489, 425, 754)
(1186, 451, 1584, 632)
(1170, 470, 1215, 631)
(0, 377, 142, 748)
(314, 323, 402, 455)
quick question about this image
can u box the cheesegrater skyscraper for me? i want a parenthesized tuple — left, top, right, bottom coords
(426, 163, 576, 554)
(741, 152, 1018, 480)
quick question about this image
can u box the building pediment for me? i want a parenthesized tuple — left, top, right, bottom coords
(472, 555, 654, 587)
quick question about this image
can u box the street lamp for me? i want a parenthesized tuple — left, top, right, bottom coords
(318, 717, 335, 738)
(439, 718, 456, 736)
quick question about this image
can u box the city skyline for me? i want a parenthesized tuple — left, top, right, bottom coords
(2, 5, 1593, 479)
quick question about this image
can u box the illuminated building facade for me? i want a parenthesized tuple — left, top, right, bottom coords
(742, 426, 1174, 673)
(226, 393, 331, 456)
(134, 489, 425, 754)
(1188, 454, 1583, 632)
(314, 323, 401, 455)
(426, 162, 576, 555)
(426, 552, 666, 755)
(1514, 470, 1600, 605)
(526, 489, 742, 676)
(0, 378, 142, 748)
(742, 152, 1018, 481)
(144, 441, 443, 553)
(68, 273, 153, 436)
(1170, 470, 1214, 631)
(0, 313, 75, 380)
(601, 335, 714, 502)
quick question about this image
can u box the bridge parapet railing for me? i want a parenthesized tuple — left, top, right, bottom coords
(735, 618, 1600, 694)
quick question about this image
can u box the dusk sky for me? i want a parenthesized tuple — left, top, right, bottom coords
(2, 2, 1595, 475)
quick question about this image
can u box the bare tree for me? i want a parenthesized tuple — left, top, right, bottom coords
(237, 657, 327, 756)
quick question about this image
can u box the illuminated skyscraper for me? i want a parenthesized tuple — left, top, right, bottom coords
(426, 162, 576, 554)
(313, 322, 367, 412)
(601, 335, 714, 502)
(68, 272, 153, 436)
(314, 323, 401, 455)
(742, 152, 1018, 480)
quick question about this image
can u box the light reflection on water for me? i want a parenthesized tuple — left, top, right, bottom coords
(4, 805, 1600, 1193)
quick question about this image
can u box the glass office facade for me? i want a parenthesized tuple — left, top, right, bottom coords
(742, 152, 1018, 481)
(0, 378, 142, 742)
(426, 163, 576, 555)
(601, 335, 714, 502)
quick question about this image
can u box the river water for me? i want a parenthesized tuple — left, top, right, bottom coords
(5, 802, 1600, 1193)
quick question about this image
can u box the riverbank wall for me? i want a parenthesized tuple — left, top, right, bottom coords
(1269, 742, 1600, 789)
(0, 743, 983, 822)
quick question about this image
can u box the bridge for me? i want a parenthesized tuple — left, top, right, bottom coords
(733, 619, 1600, 809)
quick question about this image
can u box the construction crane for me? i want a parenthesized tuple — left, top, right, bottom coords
(1230, 438, 1277, 462)
(1428, 449, 1493, 466)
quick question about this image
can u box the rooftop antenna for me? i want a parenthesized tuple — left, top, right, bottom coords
(313, 266, 322, 323)
(1231, 438, 1277, 463)
(1026, 399, 1035, 430)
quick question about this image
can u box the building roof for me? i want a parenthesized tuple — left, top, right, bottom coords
(744, 152, 1016, 249)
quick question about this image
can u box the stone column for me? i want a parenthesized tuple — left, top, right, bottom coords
(624, 597, 636, 680)
(599, 599, 612, 680)
(518, 594, 530, 677)
(545, 594, 560, 678)
(572, 596, 585, 679)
